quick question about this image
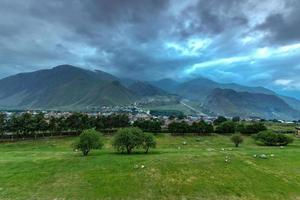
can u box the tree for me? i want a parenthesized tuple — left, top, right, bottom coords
(236, 123, 245, 133)
(213, 116, 227, 125)
(95, 116, 105, 130)
(168, 121, 190, 135)
(215, 121, 235, 134)
(112, 127, 144, 154)
(232, 116, 240, 122)
(141, 132, 156, 153)
(190, 121, 214, 135)
(66, 113, 90, 132)
(168, 115, 175, 120)
(73, 129, 103, 156)
(19, 113, 35, 137)
(231, 133, 243, 147)
(133, 119, 162, 133)
(49, 117, 59, 135)
(95, 114, 130, 130)
(33, 113, 48, 138)
(7, 114, 20, 136)
(0, 113, 6, 137)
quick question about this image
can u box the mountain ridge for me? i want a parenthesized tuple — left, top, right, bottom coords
(204, 88, 300, 120)
(0, 65, 300, 120)
(0, 65, 136, 110)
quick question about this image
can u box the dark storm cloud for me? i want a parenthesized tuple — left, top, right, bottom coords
(0, 0, 250, 78)
(256, 0, 300, 45)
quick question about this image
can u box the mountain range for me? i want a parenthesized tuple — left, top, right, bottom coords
(0, 64, 300, 120)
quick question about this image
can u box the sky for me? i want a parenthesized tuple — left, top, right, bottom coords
(1, 0, 300, 98)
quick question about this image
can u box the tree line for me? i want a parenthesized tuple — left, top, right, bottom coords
(168, 120, 214, 135)
(167, 116, 268, 136)
(0, 112, 130, 139)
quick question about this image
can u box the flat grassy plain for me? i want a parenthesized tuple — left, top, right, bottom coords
(1, 134, 300, 200)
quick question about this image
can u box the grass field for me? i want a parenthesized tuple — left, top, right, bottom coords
(1, 134, 300, 200)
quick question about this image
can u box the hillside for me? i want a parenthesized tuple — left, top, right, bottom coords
(0, 65, 136, 110)
(175, 77, 219, 101)
(204, 88, 300, 120)
(153, 77, 300, 116)
(174, 77, 276, 101)
(151, 78, 180, 93)
(128, 81, 167, 97)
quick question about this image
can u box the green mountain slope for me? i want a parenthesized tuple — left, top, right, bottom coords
(128, 81, 167, 97)
(204, 88, 300, 120)
(0, 65, 136, 110)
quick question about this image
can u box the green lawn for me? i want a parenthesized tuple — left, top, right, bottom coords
(1, 135, 300, 200)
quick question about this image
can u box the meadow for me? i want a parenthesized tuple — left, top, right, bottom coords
(1, 134, 300, 200)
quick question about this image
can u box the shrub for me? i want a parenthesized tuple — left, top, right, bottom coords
(236, 123, 245, 133)
(73, 129, 103, 156)
(141, 132, 156, 153)
(241, 122, 267, 135)
(95, 114, 130, 130)
(254, 130, 294, 146)
(213, 116, 227, 125)
(133, 119, 162, 133)
(168, 121, 190, 135)
(215, 121, 235, 134)
(230, 133, 243, 147)
(113, 127, 146, 154)
(190, 121, 214, 135)
(232, 116, 240, 122)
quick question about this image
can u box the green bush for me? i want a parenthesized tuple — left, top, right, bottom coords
(73, 129, 103, 156)
(133, 119, 162, 133)
(168, 121, 190, 135)
(254, 130, 294, 146)
(213, 116, 227, 125)
(215, 121, 235, 134)
(236, 123, 246, 133)
(240, 122, 267, 135)
(190, 121, 214, 135)
(230, 133, 243, 147)
(232, 116, 240, 122)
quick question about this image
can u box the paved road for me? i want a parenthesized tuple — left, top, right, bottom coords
(180, 100, 207, 116)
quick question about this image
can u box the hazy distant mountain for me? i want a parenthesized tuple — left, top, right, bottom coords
(128, 81, 167, 97)
(204, 88, 300, 120)
(0, 65, 136, 110)
(220, 83, 275, 95)
(279, 95, 300, 111)
(152, 77, 300, 119)
(174, 77, 276, 101)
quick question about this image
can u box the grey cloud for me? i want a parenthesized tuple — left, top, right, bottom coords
(256, 1, 300, 45)
(0, 0, 251, 79)
(176, 0, 248, 38)
(0, 0, 300, 99)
